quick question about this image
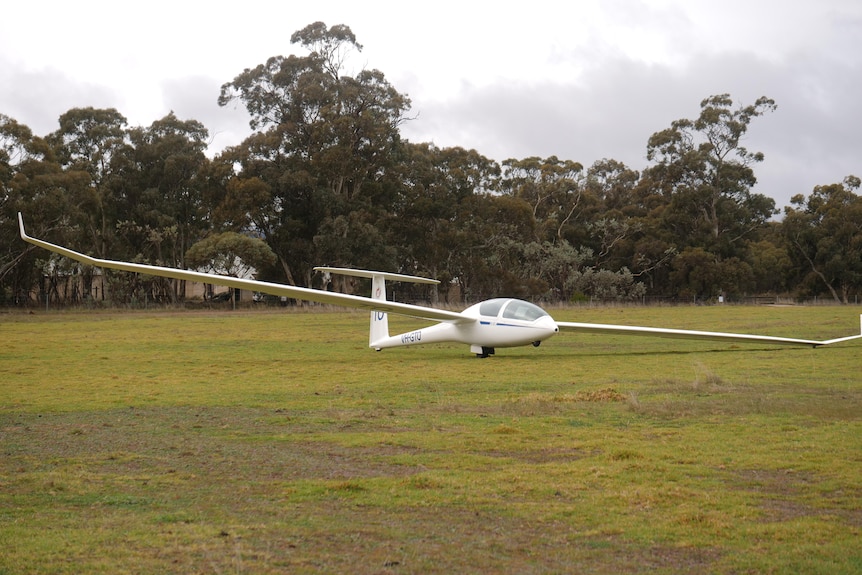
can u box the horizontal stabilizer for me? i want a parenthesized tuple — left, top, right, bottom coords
(314, 267, 439, 285)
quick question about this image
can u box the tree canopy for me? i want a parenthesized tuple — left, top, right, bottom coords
(2, 23, 860, 306)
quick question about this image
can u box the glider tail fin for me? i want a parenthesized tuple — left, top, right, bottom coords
(312, 266, 440, 351)
(369, 273, 389, 349)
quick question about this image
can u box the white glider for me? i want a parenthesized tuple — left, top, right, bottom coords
(18, 213, 862, 356)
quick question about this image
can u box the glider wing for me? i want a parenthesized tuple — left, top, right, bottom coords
(17, 213, 466, 323)
(556, 318, 862, 348)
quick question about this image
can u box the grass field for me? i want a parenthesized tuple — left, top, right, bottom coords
(1, 304, 860, 574)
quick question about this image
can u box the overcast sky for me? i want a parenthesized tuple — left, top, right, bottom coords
(2, 0, 860, 210)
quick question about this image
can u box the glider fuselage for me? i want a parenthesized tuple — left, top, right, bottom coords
(372, 298, 560, 355)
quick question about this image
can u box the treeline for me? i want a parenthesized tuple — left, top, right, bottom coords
(2, 23, 861, 306)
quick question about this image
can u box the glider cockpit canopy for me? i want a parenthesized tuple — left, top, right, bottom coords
(472, 298, 550, 322)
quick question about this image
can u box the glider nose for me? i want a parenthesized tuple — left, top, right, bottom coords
(539, 315, 560, 339)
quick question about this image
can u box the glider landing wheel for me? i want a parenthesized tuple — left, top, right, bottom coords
(476, 346, 495, 358)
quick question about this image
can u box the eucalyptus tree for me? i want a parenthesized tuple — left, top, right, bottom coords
(500, 155, 587, 243)
(498, 156, 656, 301)
(382, 143, 501, 301)
(746, 228, 794, 295)
(209, 134, 317, 286)
(47, 107, 131, 259)
(782, 176, 862, 303)
(185, 231, 277, 304)
(1, 115, 42, 241)
(454, 193, 538, 301)
(216, 22, 411, 285)
(643, 94, 777, 298)
(0, 114, 88, 303)
(313, 209, 397, 278)
(668, 247, 753, 300)
(126, 113, 210, 250)
(582, 159, 642, 269)
(111, 113, 212, 302)
(1, 116, 43, 297)
(584, 158, 641, 215)
(644, 94, 777, 257)
(0, 114, 33, 198)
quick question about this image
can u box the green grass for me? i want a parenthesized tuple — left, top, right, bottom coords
(1, 305, 860, 573)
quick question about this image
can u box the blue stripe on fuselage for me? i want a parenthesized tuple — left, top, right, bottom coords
(480, 321, 531, 328)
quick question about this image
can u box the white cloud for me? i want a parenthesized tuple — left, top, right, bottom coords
(2, 0, 860, 209)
